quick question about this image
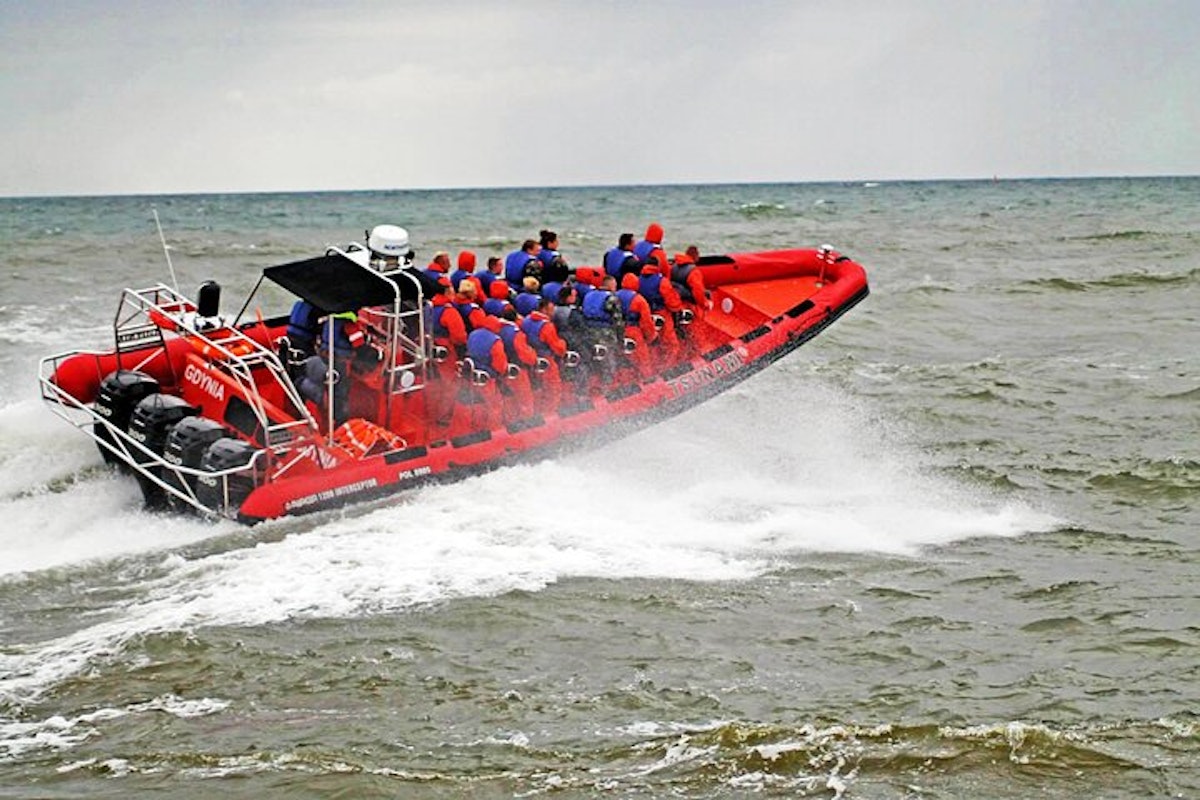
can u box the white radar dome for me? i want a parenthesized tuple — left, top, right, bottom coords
(368, 225, 410, 257)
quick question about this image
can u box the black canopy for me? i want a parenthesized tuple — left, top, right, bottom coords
(263, 254, 428, 313)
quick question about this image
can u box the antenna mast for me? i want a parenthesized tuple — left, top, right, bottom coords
(152, 208, 180, 293)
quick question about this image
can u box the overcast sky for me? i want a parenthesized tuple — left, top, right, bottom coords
(1, 0, 1196, 197)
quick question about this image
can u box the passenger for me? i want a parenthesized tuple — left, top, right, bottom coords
(463, 326, 509, 430)
(498, 306, 539, 366)
(552, 283, 586, 345)
(513, 292, 541, 319)
(541, 281, 564, 303)
(685, 245, 701, 263)
(453, 280, 495, 333)
(476, 255, 504, 295)
(549, 284, 590, 392)
(285, 298, 323, 364)
(537, 229, 571, 283)
(314, 311, 367, 426)
(482, 280, 512, 317)
(495, 306, 537, 419)
(638, 250, 682, 362)
(521, 275, 541, 296)
(581, 276, 625, 380)
(504, 239, 542, 285)
(633, 222, 666, 267)
(465, 326, 509, 378)
(423, 251, 452, 283)
(425, 278, 467, 427)
(450, 251, 484, 298)
(604, 232, 640, 278)
(520, 296, 571, 409)
(672, 251, 713, 314)
(582, 278, 624, 329)
(618, 273, 658, 379)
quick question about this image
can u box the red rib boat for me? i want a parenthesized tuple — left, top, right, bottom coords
(39, 239, 869, 523)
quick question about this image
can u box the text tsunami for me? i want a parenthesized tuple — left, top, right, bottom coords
(665, 348, 746, 398)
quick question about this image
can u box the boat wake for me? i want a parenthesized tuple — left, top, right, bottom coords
(0, 374, 1059, 710)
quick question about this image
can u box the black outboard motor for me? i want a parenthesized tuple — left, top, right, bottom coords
(128, 394, 197, 509)
(94, 370, 160, 468)
(161, 417, 227, 512)
(195, 438, 259, 514)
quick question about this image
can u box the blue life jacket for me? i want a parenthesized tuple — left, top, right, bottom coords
(320, 314, 358, 357)
(541, 281, 564, 303)
(521, 317, 551, 355)
(476, 270, 497, 294)
(538, 248, 560, 268)
(617, 289, 641, 324)
(482, 298, 509, 317)
(505, 250, 536, 284)
(604, 247, 639, 277)
(466, 328, 502, 375)
(639, 274, 667, 311)
(454, 300, 480, 331)
(426, 303, 456, 340)
(287, 300, 321, 344)
(496, 322, 523, 360)
(513, 293, 541, 317)
(582, 290, 620, 327)
(422, 266, 447, 283)
(450, 269, 472, 290)
(633, 239, 661, 264)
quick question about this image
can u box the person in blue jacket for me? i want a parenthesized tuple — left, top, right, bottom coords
(538, 229, 570, 283)
(504, 239, 542, 284)
(604, 233, 639, 278)
(633, 222, 666, 266)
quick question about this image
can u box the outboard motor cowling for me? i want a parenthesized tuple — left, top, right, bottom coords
(94, 370, 160, 468)
(162, 417, 227, 511)
(195, 438, 259, 514)
(128, 394, 197, 509)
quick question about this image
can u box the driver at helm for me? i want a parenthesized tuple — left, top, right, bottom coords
(364, 224, 414, 272)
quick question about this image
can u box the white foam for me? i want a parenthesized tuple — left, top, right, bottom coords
(0, 400, 232, 577)
(0, 374, 1061, 710)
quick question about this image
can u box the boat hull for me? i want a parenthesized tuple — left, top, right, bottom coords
(41, 247, 869, 524)
(236, 250, 869, 522)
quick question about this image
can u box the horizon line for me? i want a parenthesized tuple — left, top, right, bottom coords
(3, 172, 1197, 202)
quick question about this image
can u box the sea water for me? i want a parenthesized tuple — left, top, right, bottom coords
(0, 179, 1196, 797)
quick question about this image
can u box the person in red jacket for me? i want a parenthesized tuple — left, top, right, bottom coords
(672, 251, 712, 316)
(618, 273, 658, 379)
(520, 296, 572, 410)
(454, 281, 498, 333)
(453, 250, 485, 299)
(638, 251, 682, 364)
(462, 326, 510, 430)
(494, 306, 537, 419)
(425, 277, 467, 426)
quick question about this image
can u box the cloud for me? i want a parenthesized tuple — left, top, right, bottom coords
(1, 0, 1197, 196)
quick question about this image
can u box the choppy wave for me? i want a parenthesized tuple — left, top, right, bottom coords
(1011, 267, 1200, 293)
(735, 201, 793, 219)
(1070, 229, 1184, 242)
(1085, 458, 1200, 497)
(10, 716, 1191, 795)
(0, 380, 1058, 709)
